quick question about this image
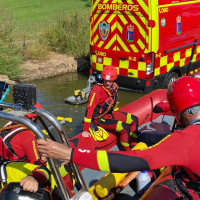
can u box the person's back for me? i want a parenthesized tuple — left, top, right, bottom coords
(0, 121, 40, 163)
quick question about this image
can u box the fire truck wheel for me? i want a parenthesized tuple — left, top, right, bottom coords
(164, 72, 179, 88)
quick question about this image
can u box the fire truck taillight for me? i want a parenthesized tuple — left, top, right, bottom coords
(146, 52, 155, 79)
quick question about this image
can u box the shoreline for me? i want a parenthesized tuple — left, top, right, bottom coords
(1, 53, 89, 84)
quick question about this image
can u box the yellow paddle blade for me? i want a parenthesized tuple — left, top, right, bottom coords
(89, 126, 109, 142)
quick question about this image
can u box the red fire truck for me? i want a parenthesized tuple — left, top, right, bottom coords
(89, 0, 200, 92)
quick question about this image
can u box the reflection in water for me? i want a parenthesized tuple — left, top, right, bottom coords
(3, 72, 144, 138)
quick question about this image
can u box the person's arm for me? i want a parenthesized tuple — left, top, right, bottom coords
(38, 129, 188, 173)
(83, 86, 101, 132)
(20, 130, 41, 163)
(72, 130, 187, 172)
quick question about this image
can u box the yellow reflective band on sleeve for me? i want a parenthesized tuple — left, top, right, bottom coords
(89, 93, 96, 107)
(84, 117, 91, 123)
(116, 121, 123, 132)
(37, 169, 50, 180)
(59, 165, 68, 178)
(120, 141, 129, 147)
(97, 151, 110, 172)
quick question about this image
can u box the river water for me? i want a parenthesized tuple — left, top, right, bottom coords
(4, 72, 144, 138)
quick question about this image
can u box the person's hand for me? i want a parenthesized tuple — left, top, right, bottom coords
(82, 131, 91, 137)
(37, 138, 72, 162)
(20, 176, 38, 193)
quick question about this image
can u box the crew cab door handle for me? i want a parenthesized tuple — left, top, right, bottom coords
(119, 57, 127, 61)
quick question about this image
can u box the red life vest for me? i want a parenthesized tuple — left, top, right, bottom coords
(0, 122, 28, 161)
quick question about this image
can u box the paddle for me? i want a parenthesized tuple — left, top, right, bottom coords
(103, 171, 140, 200)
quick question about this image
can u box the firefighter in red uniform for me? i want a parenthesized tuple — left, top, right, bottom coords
(82, 65, 138, 150)
(0, 102, 43, 164)
(0, 102, 73, 198)
(0, 102, 50, 193)
(38, 76, 200, 200)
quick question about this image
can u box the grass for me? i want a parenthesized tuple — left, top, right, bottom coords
(0, 0, 91, 80)
(0, 0, 90, 37)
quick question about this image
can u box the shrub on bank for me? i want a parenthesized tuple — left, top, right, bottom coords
(38, 11, 90, 59)
(0, 7, 23, 80)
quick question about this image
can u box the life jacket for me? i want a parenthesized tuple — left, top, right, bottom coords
(93, 83, 118, 119)
(0, 122, 28, 162)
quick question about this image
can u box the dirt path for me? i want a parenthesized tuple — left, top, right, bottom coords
(0, 52, 89, 84)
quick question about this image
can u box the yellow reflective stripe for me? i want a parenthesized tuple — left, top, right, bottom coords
(150, 0, 159, 52)
(84, 117, 91, 123)
(97, 150, 110, 172)
(89, 93, 96, 106)
(116, 121, 123, 132)
(130, 132, 137, 138)
(37, 169, 49, 180)
(59, 165, 68, 178)
(137, 39, 145, 50)
(126, 113, 132, 124)
(105, 35, 116, 49)
(120, 141, 129, 147)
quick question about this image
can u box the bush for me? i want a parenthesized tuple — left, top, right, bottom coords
(22, 42, 50, 60)
(0, 7, 23, 80)
(38, 11, 90, 58)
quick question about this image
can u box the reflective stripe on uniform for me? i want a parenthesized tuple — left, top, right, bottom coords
(89, 93, 96, 106)
(37, 168, 50, 180)
(97, 151, 110, 172)
(130, 132, 137, 138)
(84, 117, 91, 123)
(120, 141, 130, 147)
(126, 113, 133, 124)
(116, 121, 123, 132)
(59, 165, 68, 177)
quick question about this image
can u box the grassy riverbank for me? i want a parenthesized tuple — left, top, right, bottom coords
(0, 0, 91, 80)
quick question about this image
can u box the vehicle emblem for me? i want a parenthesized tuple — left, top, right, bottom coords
(176, 15, 181, 35)
(99, 21, 110, 41)
(126, 24, 134, 42)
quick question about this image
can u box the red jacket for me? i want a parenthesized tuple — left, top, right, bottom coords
(83, 83, 118, 131)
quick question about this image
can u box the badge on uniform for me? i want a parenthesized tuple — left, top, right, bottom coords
(99, 21, 110, 41)
(126, 24, 134, 42)
(176, 15, 181, 35)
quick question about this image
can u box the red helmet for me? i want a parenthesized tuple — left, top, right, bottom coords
(25, 102, 43, 119)
(101, 65, 117, 81)
(194, 72, 200, 80)
(167, 76, 200, 122)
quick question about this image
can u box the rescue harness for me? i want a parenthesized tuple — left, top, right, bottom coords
(93, 83, 118, 119)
